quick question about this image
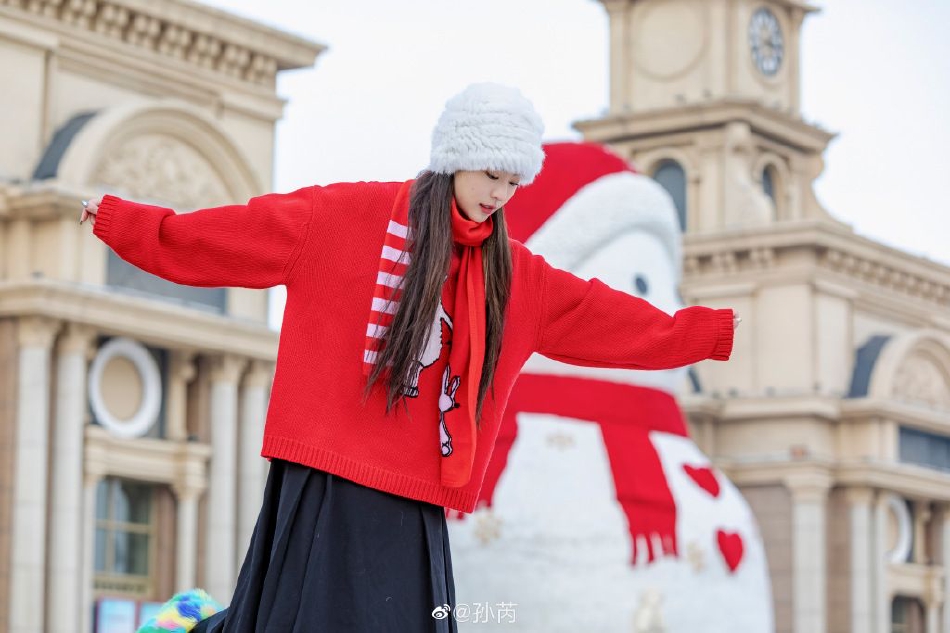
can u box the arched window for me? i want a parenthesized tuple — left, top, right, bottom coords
(652, 160, 687, 232)
(892, 596, 925, 633)
(761, 164, 781, 220)
(762, 165, 776, 203)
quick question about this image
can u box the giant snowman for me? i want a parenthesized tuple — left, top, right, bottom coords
(447, 143, 774, 632)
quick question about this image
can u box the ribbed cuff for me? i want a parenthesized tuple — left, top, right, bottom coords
(91, 194, 122, 245)
(709, 308, 735, 361)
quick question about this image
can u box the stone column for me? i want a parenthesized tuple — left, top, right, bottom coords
(167, 350, 197, 441)
(81, 470, 104, 633)
(913, 501, 931, 564)
(47, 324, 96, 633)
(926, 588, 940, 633)
(785, 471, 832, 633)
(846, 488, 873, 633)
(237, 360, 273, 560)
(873, 494, 890, 633)
(204, 354, 247, 602)
(8, 316, 60, 633)
(172, 483, 202, 591)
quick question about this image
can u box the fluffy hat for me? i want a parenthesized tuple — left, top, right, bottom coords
(428, 83, 545, 184)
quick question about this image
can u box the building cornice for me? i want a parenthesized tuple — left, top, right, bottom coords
(594, 0, 820, 14)
(684, 395, 950, 430)
(84, 424, 212, 486)
(715, 459, 950, 502)
(574, 98, 835, 153)
(841, 399, 950, 436)
(0, 279, 278, 360)
(679, 220, 950, 314)
(0, 0, 325, 88)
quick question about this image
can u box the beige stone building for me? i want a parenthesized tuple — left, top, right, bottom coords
(578, 1, 950, 633)
(0, 1, 321, 631)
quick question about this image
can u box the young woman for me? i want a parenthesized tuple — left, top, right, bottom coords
(82, 83, 739, 632)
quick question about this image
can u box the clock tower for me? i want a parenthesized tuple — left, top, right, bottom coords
(577, 0, 839, 234)
(579, 4, 950, 633)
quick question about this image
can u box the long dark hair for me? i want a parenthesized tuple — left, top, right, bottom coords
(364, 171, 513, 425)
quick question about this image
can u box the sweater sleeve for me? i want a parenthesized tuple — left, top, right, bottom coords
(533, 255, 734, 370)
(92, 186, 313, 289)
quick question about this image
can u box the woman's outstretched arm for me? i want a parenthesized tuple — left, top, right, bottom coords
(530, 253, 735, 370)
(83, 187, 313, 289)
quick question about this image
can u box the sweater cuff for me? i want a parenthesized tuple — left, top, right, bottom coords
(92, 194, 122, 245)
(709, 308, 735, 361)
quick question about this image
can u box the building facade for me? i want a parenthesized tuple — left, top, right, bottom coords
(0, 1, 322, 631)
(579, 2, 950, 632)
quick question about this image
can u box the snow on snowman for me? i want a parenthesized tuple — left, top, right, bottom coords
(448, 143, 774, 633)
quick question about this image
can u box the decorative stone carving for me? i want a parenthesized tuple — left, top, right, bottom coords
(94, 3, 130, 38)
(61, 0, 97, 28)
(157, 24, 191, 59)
(187, 33, 223, 69)
(6, 0, 282, 86)
(94, 135, 229, 210)
(893, 353, 950, 410)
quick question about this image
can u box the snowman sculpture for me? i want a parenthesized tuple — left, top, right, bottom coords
(448, 143, 774, 632)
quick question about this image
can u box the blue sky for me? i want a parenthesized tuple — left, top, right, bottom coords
(194, 0, 950, 324)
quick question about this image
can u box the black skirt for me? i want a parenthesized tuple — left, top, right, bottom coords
(195, 459, 457, 633)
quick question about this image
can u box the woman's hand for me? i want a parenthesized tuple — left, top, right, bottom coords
(79, 197, 102, 227)
(733, 313, 742, 330)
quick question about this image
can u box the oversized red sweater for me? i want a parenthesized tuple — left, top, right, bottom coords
(93, 181, 734, 512)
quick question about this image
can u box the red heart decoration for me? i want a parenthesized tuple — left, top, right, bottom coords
(683, 464, 720, 498)
(717, 530, 745, 573)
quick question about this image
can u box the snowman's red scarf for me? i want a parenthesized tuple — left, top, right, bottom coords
(363, 180, 492, 487)
(476, 374, 687, 564)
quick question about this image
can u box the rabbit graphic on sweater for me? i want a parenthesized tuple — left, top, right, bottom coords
(439, 365, 461, 456)
(402, 299, 453, 398)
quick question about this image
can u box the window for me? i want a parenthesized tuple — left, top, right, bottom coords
(899, 427, 950, 472)
(94, 478, 155, 597)
(107, 251, 226, 314)
(762, 166, 776, 203)
(892, 596, 925, 633)
(652, 160, 687, 232)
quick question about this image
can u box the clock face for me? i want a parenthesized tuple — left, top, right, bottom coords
(749, 7, 784, 77)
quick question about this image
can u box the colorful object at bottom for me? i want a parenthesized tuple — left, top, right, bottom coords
(136, 589, 222, 633)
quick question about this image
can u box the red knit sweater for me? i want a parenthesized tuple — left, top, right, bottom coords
(93, 181, 734, 512)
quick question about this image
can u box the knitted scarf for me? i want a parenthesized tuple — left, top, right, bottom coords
(363, 180, 492, 487)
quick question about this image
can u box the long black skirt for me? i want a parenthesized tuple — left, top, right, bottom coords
(195, 459, 457, 632)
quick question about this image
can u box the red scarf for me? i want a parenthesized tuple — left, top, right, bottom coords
(364, 180, 492, 487)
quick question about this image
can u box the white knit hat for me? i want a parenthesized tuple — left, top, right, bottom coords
(428, 83, 545, 185)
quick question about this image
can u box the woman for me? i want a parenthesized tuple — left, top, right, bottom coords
(82, 83, 739, 632)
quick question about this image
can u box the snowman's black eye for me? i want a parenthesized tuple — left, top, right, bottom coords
(634, 274, 649, 295)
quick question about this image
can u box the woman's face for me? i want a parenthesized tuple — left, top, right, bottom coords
(453, 170, 521, 223)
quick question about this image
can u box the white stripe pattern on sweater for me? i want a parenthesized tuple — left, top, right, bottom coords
(371, 297, 398, 314)
(364, 216, 413, 373)
(376, 271, 403, 288)
(388, 220, 410, 239)
(367, 323, 388, 338)
(381, 245, 409, 263)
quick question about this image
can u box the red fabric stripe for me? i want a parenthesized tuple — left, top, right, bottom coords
(477, 374, 684, 564)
